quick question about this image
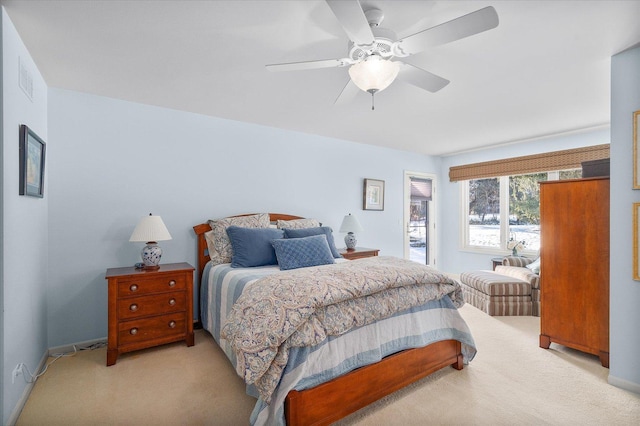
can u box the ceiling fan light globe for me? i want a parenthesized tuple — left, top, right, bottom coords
(348, 56, 400, 93)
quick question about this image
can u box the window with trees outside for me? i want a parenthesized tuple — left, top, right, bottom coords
(463, 169, 582, 254)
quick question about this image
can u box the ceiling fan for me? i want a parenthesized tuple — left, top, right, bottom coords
(266, 1, 499, 109)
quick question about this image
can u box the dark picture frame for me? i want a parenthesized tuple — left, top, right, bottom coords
(363, 178, 385, 211)
(634, 111, 640, 189)
(634, 203, 640, 280)
(19, 124, 46, 198)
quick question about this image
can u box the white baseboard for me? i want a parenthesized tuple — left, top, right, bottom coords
(48, 336, 106, 356)
(6, 349, 48, 426)
(7, 336, 108, 426)
(608, 374, 640, 394)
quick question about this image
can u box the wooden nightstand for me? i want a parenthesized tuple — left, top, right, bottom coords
(339, 247, 380, 260)
(105, 262, 195, 366)
(491, 257, 504, 270)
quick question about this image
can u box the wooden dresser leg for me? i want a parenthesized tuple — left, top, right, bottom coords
(107, 349, 118, 366)
(599, 351, 610, 368)
(539, 334, 551, 349)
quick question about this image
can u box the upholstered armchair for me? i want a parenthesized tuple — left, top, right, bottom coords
(495, 256, 541, 316)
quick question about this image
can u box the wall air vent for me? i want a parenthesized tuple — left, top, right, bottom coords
(18, 57, 34, 101)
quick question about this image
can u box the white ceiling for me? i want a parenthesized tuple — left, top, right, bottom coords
(3, 0, 640, 156)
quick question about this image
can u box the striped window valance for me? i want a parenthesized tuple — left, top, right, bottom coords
(448, 144, 610, 182)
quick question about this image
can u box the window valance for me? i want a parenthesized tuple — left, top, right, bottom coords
(448, 144, 610, 182)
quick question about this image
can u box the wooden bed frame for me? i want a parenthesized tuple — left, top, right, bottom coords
(192, 213, 464, 426)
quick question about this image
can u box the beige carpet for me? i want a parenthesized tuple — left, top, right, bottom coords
(16, 304, 640, 425)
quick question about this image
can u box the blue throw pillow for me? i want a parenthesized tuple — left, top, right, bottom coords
(282, 226, 342, 258)
(271, 234, 336, 271)
(226, 226, 284, 268)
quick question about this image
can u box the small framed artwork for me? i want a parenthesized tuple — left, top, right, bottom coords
(634, 110, 640, 189)
(363, 178, 385, 211)
(634, 203, 640, 280)
(19, 124, 46, 198)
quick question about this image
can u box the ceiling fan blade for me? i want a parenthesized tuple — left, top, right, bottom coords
(266, 58, 350, 72)
(395, 6, 499, 55)
(396, 62, 450, 93)
(334, 79, 360, 105)
(326, 0, 375, 46)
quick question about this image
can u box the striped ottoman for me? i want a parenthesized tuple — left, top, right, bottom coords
(460, 270, 533, 316)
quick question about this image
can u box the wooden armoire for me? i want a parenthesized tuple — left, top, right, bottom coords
(539, 177, 609, 367)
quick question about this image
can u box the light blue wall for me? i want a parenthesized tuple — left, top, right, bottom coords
(46, 88, 441, 347)
(2, 10, 639, 423)
(609, 43, 640, 392)
(1, 8, 49, 425)
(437, 127, 610, 273)
(1, 11, 4, 423)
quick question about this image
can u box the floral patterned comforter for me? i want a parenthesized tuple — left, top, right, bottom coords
(221, 256, 464, 403)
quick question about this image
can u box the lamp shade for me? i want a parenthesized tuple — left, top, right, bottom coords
(129, 214, 172, 243)
(339, 214, 364, 233)
(348, 55, 400, 93)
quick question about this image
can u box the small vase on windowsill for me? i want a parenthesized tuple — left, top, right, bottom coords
(512, 248, 520, 257)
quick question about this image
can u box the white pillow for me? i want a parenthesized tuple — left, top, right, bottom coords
(525, 257, 541, 274)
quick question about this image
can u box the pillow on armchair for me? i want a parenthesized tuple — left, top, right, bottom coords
(525, 257, 541, 274)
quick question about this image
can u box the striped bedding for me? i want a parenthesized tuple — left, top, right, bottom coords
(201, 257, 477, 426)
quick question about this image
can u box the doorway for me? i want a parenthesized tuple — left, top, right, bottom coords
(404, 172, 436, 266)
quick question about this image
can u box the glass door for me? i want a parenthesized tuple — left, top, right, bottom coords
(404, 172, 436, 265)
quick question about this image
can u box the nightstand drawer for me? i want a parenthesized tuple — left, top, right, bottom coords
(118, 313, 186, 346)
(118, 274, 186, 297)
(117, 292, 186, 320)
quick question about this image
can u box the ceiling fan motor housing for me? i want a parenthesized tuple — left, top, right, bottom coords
(348, 26, 397, 62)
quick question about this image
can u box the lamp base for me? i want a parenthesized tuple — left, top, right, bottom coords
(143, 264, 160, 271)
(344, 232, 357, 250)
(141, 242, 163, 270)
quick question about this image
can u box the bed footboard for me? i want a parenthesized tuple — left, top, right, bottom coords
(285, 339, 462, 426)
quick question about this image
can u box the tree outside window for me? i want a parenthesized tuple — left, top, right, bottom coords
(468, 178, 500, 248)
(464, 169, 580, 253)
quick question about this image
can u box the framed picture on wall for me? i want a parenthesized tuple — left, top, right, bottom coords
(19, 124, 46, 198)
(634, 110, 640, 188)
(363, 178, 385, 211)
(634, 203, 640, 280)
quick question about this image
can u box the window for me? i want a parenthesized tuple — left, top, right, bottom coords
(463, 169, 581, 254)
(468, 178, 500, 248)
(508, 173, 546, 251)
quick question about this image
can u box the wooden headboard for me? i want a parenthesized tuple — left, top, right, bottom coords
(192, 213, 303, 283)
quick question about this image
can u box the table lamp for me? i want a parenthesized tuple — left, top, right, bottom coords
(129, 213, 172, 270)
(339, 213, 363, 251)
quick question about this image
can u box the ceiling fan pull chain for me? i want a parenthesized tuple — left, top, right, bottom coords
(371, 91, 375, 110)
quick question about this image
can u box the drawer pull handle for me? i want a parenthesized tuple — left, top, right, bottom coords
(168, 321, 176, 328)
(168, 280, 176, 287)
(168, 299, 176, 306)
(130, 284, 138, 292)
(129, 304, 138, 312)
(130, 328, 138, 335)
